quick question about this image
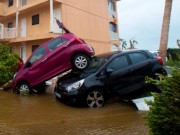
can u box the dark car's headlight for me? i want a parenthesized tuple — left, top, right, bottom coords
(66, 79, 84, 92)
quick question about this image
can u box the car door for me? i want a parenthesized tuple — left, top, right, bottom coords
(104, 55, 135, 95)
(127, 52, 153, 88)
(24, 45, 47, 86)
(43, 37, 68, 79)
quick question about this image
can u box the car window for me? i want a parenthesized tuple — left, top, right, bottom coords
(107, 56, 128, 71)
(129, 53, 147, 64)
(48, 38, 67, 51)
(29, 46, 46, 64)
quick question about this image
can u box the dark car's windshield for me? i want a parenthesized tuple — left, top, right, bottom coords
(57, 51, 120, 82)
(86, 57, 107, 72)
(57, 56, 107, 82)
(79, 52, 121, 78)
(79, 56, 107, 78)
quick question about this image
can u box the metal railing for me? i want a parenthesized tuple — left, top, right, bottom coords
(0, 24, 16, 39)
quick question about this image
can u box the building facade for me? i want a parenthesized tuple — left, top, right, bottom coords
(0, 0, 120, 62)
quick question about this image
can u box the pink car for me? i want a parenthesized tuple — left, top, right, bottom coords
(13, 19, 94, 94)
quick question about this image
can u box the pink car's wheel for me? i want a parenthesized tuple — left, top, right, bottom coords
(18, 82, 31, 95)
(73, 54, 89, 70)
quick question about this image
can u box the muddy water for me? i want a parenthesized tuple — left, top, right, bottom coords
(0, 86, 149, 135)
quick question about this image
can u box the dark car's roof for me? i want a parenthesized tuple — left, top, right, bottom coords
(97, 51, 122, 59)
(96, 50, 149, 59)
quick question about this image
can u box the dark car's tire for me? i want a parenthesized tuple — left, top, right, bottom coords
(33, 82, 46, 94)
(73, 54, 89, 70)
(154, 74, 162, 81)
(86, 90, 105, 108)
(17, 82, 31, 95)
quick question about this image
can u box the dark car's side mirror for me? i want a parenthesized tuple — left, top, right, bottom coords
(106, 68, 114, 75)
(96, 68, 114, 80)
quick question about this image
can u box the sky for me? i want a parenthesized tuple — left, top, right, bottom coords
(117, 0, 180, 51)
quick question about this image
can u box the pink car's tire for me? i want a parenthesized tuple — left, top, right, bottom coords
(17, 82, 31, 95)
(73, 54, 89, 70)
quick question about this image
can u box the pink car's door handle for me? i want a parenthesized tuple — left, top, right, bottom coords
(41, 58, 47, 62)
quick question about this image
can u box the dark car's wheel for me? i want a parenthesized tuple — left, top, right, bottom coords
(17, 82, 31, 95)
(33, 82, 46, 94)
(73, 54, 89, 70)
(86, 90, 105, 108)
(154, 70, 166, 81)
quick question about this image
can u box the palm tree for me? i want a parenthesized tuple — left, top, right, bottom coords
(177, 39, 180, 48)
(159, 0, 173, 62)
(129, 39, 138, 50)
(120, 38, 127, 50)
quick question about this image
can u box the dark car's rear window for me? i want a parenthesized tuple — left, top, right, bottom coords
(129, 53, 147, 64)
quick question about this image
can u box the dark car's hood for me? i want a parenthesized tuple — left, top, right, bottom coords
(57, 71, 82, 87)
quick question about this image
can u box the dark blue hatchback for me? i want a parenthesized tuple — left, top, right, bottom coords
(54, 50, 167, 107)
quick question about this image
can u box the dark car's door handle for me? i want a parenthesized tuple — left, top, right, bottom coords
(148, 61, 153, 65)
(41, 58, 47, 62)
(128, 69, 133, 72)
(96, 75, 106, 80)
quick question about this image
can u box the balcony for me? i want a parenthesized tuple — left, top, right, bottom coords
(0, 24, 16, 39)
(109, 10, 117, 18)
(18, 0, 49, 13)
(17, 0, 61, 16)
(110, 31, 118, 40)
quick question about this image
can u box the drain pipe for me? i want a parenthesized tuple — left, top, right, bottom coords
(16, 12, 19, 37)
(16, 0, 19, 37)
(50, 0, 54, 32)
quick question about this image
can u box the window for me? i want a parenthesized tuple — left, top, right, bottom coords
(108, 0, 116, 11)
(129, 53, 147, 64)
(110, 22, 117, 33)
(32, 14, 39, 25)
(8, 22, 13, 28)
(9, 0, 13, 7)
(107, 56, 129, 71)
(21, 0, 27, 6)
(112, 2, 116, 11)
(32, 45, 39, 53)
(48, 38, 67, 51)
(29, 46, 46, 64)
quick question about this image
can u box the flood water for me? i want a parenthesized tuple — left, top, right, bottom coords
(0, 85, 149, 135)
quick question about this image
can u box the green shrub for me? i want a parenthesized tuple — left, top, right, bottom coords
(0, 44, 19, 86)
(167, 48, 180, 62)
(166, 58, 180, 68)
(146, 68, 180, 135)
(166, 48, 180, 68)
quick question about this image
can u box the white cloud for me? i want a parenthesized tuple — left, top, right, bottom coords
(117, 0, 180, 51)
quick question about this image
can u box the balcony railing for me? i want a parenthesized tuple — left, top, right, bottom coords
(0, 24, 16, 39)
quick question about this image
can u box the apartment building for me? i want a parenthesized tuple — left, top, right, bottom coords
(0, 0, 120, 62)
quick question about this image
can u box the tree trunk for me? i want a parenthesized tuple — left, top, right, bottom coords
(159, 0, 173, 62)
